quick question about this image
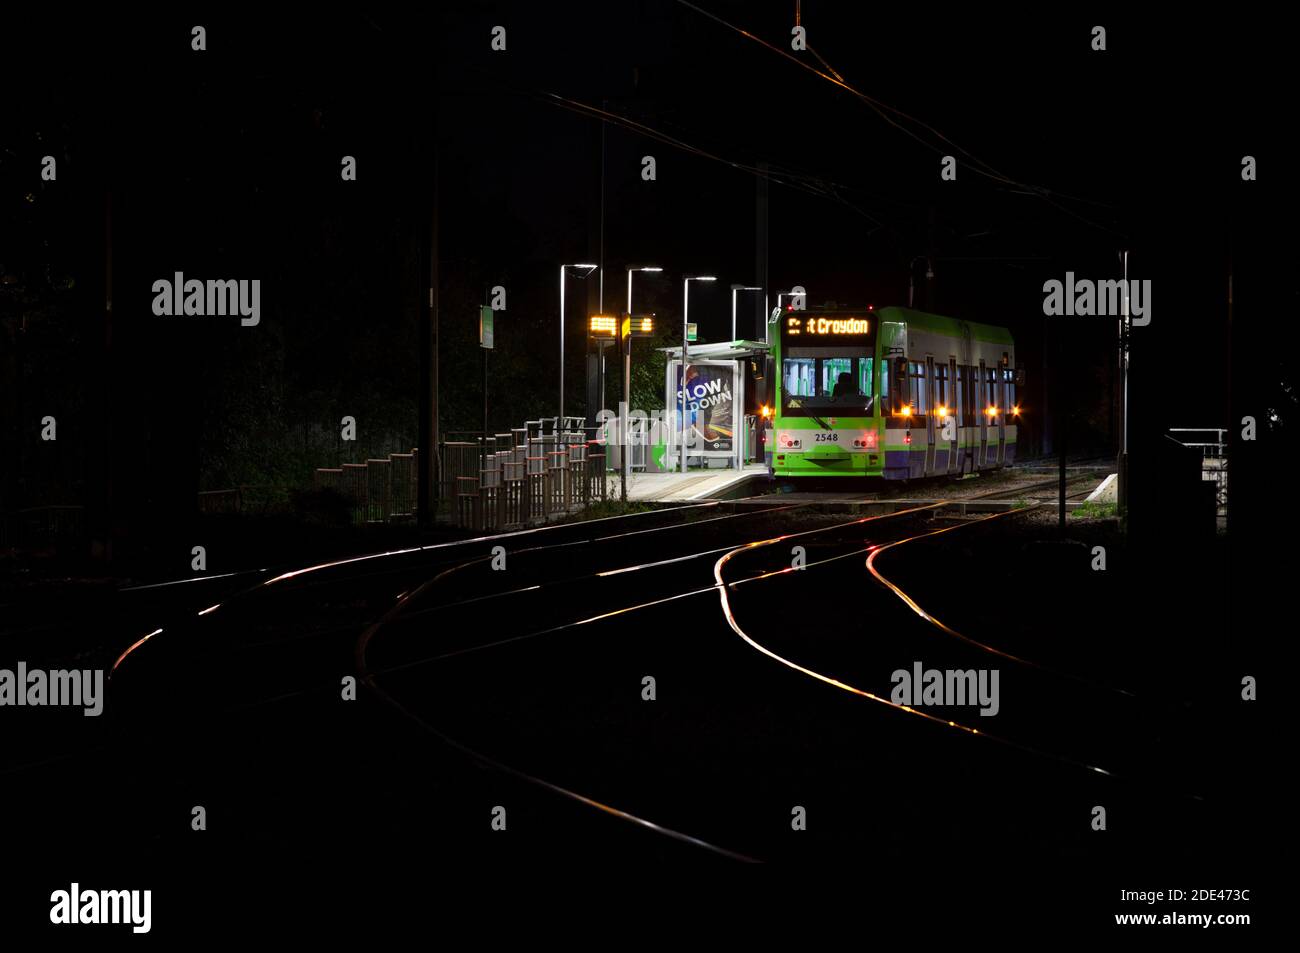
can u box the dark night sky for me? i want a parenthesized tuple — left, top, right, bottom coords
(2, 5, 1294, 539)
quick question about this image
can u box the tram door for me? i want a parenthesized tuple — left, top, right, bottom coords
(996, 364, 1007, 464)
(946, 357, 960, 474)
(977, 359, 988, 467)
(924, 357, 936, 474)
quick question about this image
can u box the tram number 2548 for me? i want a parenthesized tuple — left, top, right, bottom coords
(814, 433, 840, 442)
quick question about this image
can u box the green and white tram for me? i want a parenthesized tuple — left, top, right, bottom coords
(764, 306, 1022, 480)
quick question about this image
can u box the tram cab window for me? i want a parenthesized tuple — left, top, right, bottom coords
(782, 353, 874, 416)
(821, 358, 853, 395)
(784, 358, 815, 398)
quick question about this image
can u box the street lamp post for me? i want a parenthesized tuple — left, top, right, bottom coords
(775, 290, 803, 313)
(681, 275, 717, 474)
(907, 257, 934, 309)
(559, 263, 597, 424)
(766, 291, 802, 345)
(730, 284, 761, 342)
(623, 266, 662, 503)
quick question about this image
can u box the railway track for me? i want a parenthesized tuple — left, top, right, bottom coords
(713, 505, 1213, 812)
(963, 468, 1109, 502)
(76, 469, 1154, 862)
(355, 487, 1163, 858)
(353, 501, 971, 858)
(712, 507, 1129, 776)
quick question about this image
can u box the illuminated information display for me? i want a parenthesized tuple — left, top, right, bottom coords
(785, 315, 871, 337)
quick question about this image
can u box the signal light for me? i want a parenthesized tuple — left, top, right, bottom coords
(622, 313, 656, 338)
(588, 314, 617, 338)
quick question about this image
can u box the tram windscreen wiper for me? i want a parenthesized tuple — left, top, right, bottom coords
(788, 398, 831, 430)
(807, 412, 832, 430)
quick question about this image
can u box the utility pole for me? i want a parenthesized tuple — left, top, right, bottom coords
(1225, 252, 1233, 537)
(101, 190, 115, 562)
(755, 161, 769, 340)
(1057, 318, 1067, 531)
(1117, 249, 1129, 521)
(418, 142, 439, 529)
(621, 325, 632, 504)
(925, 206, 936, 310)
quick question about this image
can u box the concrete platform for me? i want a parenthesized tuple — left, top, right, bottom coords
(623, 463, 770, 502)
(1085, 473, 1118, 503)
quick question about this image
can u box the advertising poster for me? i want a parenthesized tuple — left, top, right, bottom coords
(671, 361, 737, 453)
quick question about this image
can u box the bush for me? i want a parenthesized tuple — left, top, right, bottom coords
(291, 486, 355, 527)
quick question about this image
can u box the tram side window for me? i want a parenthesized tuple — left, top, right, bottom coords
(955, 365, 964, 424)
(1005, 368, 1016, 411)
(966, 366, 976, 423)
(936, 364, 948, 411)
(891, 356, 908, 411)
(910, 362, 929, 413)
(959, 365, 971, 423)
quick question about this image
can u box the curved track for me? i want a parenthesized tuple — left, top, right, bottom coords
(82, 470, 1220, 862)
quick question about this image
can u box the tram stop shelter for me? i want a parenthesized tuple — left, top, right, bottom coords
(656, 339, 771, 473)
